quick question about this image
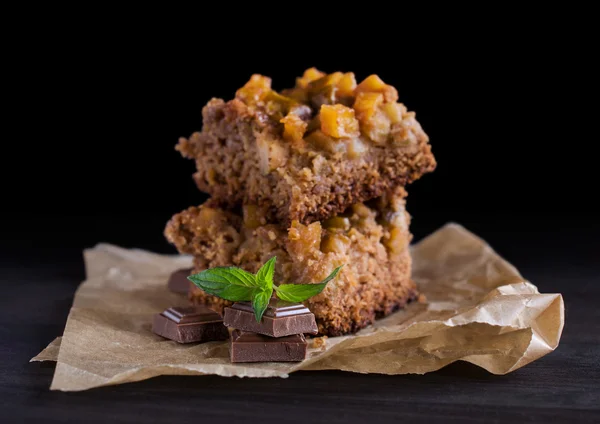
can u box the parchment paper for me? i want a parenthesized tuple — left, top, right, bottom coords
(31, 337, 62, 362)
(32, 223, 564, 391)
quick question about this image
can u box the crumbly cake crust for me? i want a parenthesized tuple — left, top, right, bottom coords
(164, 188, 417, 336)
(177, 69, 436, 225)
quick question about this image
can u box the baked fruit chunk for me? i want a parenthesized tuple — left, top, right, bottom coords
(164, 188, 417, 336)
(176, 68, 436, 225)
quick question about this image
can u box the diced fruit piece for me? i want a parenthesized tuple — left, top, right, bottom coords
(351, 203, 373, 220)
(361, 109, 391, 144)
(243, 205, 267, 229)
(308, 72, 343, 94)
(288, 103, 312, 119)
(337, 72, 357, 97)
(320, 104, 360, 138)
(305, 129, 346, 154)
(280, 87, 308, 104)
(384, 227, 408, 255)
(195, 207, 227, 228)
(310, 85, 336, 109)
(296, 67, 326, 89)
(256, 137, 288, 174)
(382, 102, 404, 124)
(354, 94, 401, 144)
(346, 137, 369, 159)
(263, 91, 292, 107)
(264, 90, 310, 120)
(236, 74, 272, 104)
(353, 92, 384, 122)
(356, 74, 386, 92)
(280, 114, 308, 143)
(323, 216, 351, 231)
(264, 90, 292, 114)
(378, 205, 406, 228)
(287, 221, 322, 261)
(206, 168, 218, 186)
(390, 114, 419, 146)
(307, 72, 344, 108)
(355, 74, 398, 102)
(321, 233, 351, 254)
(378, 194, 410, 256)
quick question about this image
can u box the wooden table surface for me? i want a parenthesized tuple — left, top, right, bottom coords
(1, 225, 599, 423)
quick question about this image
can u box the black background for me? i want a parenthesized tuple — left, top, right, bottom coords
(5, 17, 596, 259)
(2, 12, 598, 423)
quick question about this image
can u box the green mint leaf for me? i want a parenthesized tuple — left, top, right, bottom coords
(218, 267, 257, 287)
(188, 267, 258, 301)
(274, 265, 343, 303)
(256, 256, 276, 289)
(252, 286, 273, 322)
(216, 285, 256, 302)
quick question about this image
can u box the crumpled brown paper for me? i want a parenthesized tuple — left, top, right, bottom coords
(32, 223, 564, 391)
(31, 337, 62, 362)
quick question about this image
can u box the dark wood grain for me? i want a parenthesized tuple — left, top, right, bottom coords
(1, 231, 599, 424)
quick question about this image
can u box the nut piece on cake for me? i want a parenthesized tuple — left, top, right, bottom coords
(164, 188, 416, 336)
(176, 68, 436, 225)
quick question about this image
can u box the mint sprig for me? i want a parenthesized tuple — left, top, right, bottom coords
(188, 257, 343, 322)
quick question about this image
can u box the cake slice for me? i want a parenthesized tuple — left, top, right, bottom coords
(177, 68, 436, 226)
(164, 188, 417, 336)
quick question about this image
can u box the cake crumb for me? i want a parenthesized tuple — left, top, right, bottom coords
(312, 336, 328, 348)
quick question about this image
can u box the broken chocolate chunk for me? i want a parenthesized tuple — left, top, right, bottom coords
(152, 305, 229, 343)
(223, 298, 318, 337)
(167, 268, 193, 294)
(229, 330, 307, 363)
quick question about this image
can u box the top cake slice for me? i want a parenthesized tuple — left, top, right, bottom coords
(177, 68, 436, 225)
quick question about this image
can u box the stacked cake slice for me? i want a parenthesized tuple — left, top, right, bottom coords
(165, 68, 436, 336)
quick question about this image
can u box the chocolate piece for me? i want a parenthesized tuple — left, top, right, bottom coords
(229, 330, 307, 363)
(223, 298, 318, 337)
(152, 305, 229, 343)
(167, 268, 194, 294)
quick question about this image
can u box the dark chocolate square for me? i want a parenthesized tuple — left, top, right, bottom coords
(152, 305, 229, 343)
(229, 330, 307, 363)
(223, 298, 318, 337)
(167, 268, 194, 294)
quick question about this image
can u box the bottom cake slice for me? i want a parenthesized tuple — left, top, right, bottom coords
(164, 188, 417, 336)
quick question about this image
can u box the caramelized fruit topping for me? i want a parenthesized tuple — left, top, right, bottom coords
(234, 69, 419, 156)
(321, 233, 351, 254)
(320, 104, 360, 139)
(287, 220, 322, 261)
